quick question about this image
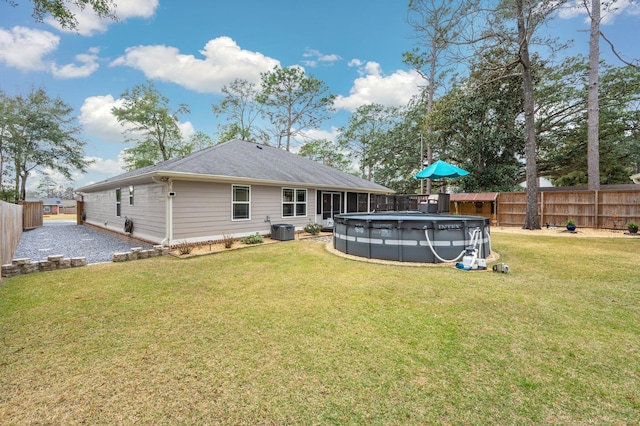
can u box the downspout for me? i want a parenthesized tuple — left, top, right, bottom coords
(152, 177, 173, 246)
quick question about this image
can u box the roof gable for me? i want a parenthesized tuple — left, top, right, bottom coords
(78, 140, 392, 193)
(25, 197, 63, 205)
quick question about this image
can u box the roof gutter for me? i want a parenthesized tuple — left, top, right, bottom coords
(153, 171, 394, 194)
(77, 170, 393, 195)
(152, 176, 173, 246)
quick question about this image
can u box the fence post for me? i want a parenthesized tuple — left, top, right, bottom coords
(540, 191, 545, 227)
(594, 190, 599, 229)
(77, 200, 84, 225)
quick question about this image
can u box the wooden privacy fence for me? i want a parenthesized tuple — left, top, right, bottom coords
(497, 189, 640, 229)
(1, 201, 23, 265)
(20, 201, 43, 230)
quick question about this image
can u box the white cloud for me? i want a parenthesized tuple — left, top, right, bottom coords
(111, 36, 280, 94)
(299, 126, 341, 143)
(333, 61, 423, 112)
(85, 154, 127, 175)
(559, 0, 640, 24)
(45, 0, 158, 36)
(0, 26, 59, 71)
(301, 48, 342, 67)
(178, 121, 196, 140)
(0, 26, 100, 77)
(80, 95, 131, 143)
(51, 48, 100, 78)
(348, 58, 363, 67)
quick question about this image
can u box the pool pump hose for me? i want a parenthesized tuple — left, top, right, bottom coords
(424, 227, 484, 264)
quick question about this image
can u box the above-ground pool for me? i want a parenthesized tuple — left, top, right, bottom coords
(333, 212, 491, 263)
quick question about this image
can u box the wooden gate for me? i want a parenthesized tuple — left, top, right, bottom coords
(19, 201, 43, 230)
(76, 200, 84, 225)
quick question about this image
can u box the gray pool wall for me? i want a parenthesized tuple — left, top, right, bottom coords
(333, 212, 491, 263)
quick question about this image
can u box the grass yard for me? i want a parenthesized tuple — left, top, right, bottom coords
(1, 233, 639, 424)
(43, 213, 76, 221)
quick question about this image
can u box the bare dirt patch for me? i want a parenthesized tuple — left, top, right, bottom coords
(491, 226, 638, 238)
(170, 232, 333, 258)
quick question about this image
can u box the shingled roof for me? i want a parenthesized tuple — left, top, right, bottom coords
(77, 139, 392, 194)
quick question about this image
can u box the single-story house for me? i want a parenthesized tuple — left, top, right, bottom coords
(25, 197, 62, 214)
(25, 198, 77, 215)
(76, 139, 393, 246)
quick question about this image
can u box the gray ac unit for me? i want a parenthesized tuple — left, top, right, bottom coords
(270, 224, 295, 241)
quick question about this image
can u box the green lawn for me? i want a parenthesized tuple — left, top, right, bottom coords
(1, 234, 639, 424)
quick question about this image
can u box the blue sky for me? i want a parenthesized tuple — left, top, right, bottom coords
(1, 0, 639, 191)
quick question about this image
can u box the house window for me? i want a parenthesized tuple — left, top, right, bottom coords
(43, 206, 51, 213)
(283, 188, 307, 217)
(115, 188, 121, 217)
(129, 186, 134, 206)
(347, 192, 369, 213)
(232, 185, 250, 220)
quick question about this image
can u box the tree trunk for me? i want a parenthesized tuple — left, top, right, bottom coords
(587, 0, 601, 190)
(425, 51, 437, 196)
(517, 0, 540, 229)
(19, 171, 27, 202)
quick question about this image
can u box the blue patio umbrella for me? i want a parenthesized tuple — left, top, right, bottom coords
(414, 160, 469, 180)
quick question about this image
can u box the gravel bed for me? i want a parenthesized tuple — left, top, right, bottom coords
(13, 221, 154, 264)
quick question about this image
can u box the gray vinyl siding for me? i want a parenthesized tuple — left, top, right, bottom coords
(83, 183, 166, 243)
(172, 181, 317, 242)
(83, 189, 120, 230)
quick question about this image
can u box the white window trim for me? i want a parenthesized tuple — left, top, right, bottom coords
(116, 187, 121, 218)
(232, 184, 251, 221)
(282, 187, 307, 218)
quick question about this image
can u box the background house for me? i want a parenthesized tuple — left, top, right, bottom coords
(76, 139, 392, 246)
(24, 198, 77, 215)
(25, 197, 62, 214)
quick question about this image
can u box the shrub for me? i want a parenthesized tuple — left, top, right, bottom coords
(304, 222, 323, 235)
(175, 240, 195, 255)
(241, 233, 264, 245)
(222, 234, 235, 249)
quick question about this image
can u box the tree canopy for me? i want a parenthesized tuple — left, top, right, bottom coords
(5, 0, 118, 31)
(0, 88, 90, 202)
(257, 66, 335, 152)
(112, 82, 191, 171)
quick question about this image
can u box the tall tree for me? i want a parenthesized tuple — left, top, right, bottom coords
(4, 0, 118, 31)
(36, 175, 58, 198)
(338, 104, 399, 182)
(112, 82, 190, 169)
(3, 88, 89, 202)
(298, 139, 353, 174)
(427, 50, 526, 193)
(0, 92, 12, 198)
(462, 0, 566, 229)
(587, 0, 601, 190)
(257, 66, 335, 151)
(185, 131, 214, 152)
(212, 79, 268, 144)
(371, 98, 427, 193)
(404, 0, 466, 194)
(516, 0, 540, 229)
(538, 61, 640, 185)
